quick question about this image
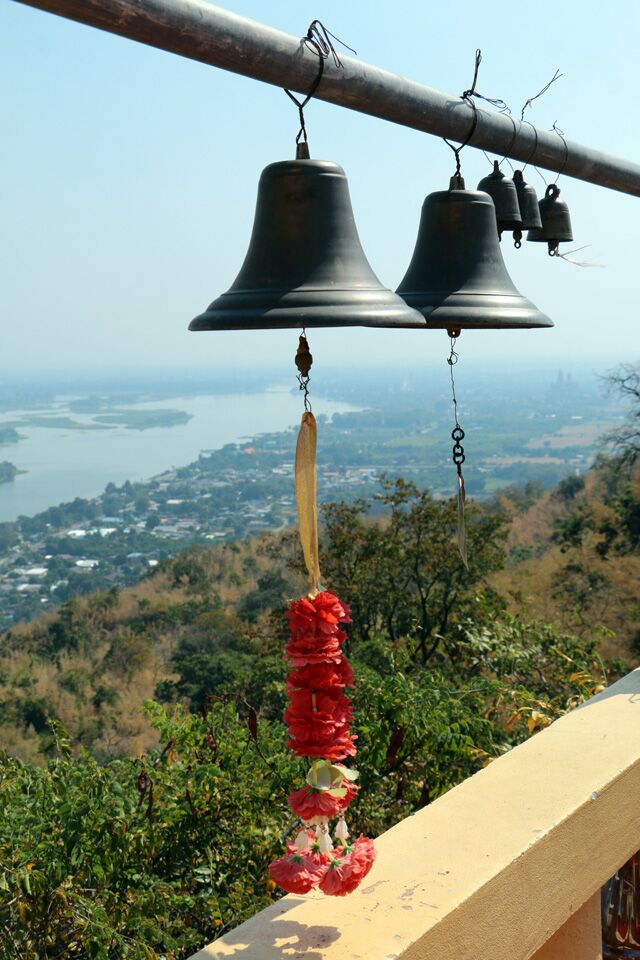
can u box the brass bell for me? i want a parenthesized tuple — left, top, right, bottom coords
(190, 159, 425, 331)
(512, 170, 542, 248)
(396, 176, 552, 333)
(527, 183, 574, 256)
(476, 160, 522, 241)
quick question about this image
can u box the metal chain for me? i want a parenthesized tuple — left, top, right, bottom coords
(447, 335, 466, 476)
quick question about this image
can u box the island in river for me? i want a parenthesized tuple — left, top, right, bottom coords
(0, 462, 24, 484)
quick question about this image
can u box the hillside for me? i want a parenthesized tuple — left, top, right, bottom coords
(0, 538, 294, 762)
(1, 459, 638, 765)
(494, 462, 640, 657)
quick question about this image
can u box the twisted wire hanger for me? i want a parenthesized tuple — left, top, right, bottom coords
(284, 20, 356, 157)
(443, 49, 511, 181)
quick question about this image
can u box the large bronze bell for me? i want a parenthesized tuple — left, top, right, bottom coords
(476, 160, 522, 241)
(527, 183, 574, 256)
(396, 177, 552, 333)
(190, 159, 424, 331)
(512, 170, 542, 248)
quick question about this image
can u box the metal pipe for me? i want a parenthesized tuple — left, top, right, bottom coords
(14, 0, 640, 198)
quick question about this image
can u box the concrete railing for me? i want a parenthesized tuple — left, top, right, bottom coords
(190, 667, 640, 960)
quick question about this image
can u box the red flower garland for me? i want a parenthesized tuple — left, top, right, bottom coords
(268, 591, 376, 897)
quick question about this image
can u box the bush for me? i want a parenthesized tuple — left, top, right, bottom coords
(0, 613, 605, 959)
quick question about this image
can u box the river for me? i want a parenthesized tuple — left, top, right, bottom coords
(0, 389, 356, 522)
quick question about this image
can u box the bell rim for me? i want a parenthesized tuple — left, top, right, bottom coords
(189, 311, 427, 331)
(398, 292, 553, 329)
(190, 287, 427, 330)
(496, 218, 523, 229)
(527, 231, 574, 242)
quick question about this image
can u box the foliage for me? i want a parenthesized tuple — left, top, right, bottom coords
(319, 477, 506, 664)
(0, 609, 604, 959)
(602, 364, 640, 466)
(0, 468, 634, 956)
(0, 706, 299, 959)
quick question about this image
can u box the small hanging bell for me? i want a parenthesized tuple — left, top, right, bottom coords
(512, 170, 542, 248)
(396, 176, 552, 331)
(190, 159, 425, 331)
(527, 183, 574, 256)
(476, 160, 522, 241)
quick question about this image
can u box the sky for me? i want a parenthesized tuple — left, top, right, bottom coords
(1, 0, 639, 379)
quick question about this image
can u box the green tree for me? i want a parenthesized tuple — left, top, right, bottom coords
(319, 478, 506, 664)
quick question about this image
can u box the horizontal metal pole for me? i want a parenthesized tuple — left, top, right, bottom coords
(14, 0, 640, 198)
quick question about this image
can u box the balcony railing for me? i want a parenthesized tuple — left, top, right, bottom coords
(189, 666, 640, 960)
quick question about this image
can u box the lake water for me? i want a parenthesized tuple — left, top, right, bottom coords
(0, 390, 356, 522)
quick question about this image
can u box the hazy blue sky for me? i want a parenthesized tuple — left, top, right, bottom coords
(1, 0, 639, 377)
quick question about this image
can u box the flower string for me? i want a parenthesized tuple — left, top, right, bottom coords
(268, 592, 376, 896)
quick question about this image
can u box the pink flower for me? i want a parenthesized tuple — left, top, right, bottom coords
(288, 780, 358, 820)
(318, 837, 376, 896)
(268, 852, 328, 894)
(350, 836, 376, 879)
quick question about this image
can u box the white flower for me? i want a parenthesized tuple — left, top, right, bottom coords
(334, 817, 349, 841)
(294, 828, 309, 852)
(318, 826, 334, 853)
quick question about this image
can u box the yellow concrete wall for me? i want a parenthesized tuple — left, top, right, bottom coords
(190, 668, 640, 960)
(532, 894, 602, 960)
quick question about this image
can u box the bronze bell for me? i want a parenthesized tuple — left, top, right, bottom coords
(396, 176, 552, 333)
(512, 170, 542, 248)
(190, 159, 425, 331)
(477, 160, 522, 241)
(527, 183, 574, 256)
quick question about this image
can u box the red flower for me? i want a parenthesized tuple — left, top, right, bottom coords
(336, 778, 359, 811)
(285, 688, 353, 726)
(284, 685, 354, 760)
(268, 852, 328, 894)
(318, 837, 376, 896)
(288, 729, 357, 761)
(286, 592, 351, 640)
(287, 660, 354, 692)
(305, 846, 331, 870)
(288, 779, 359, 820)
(285, 632, 345, 666)
(350, 836, 376, 879)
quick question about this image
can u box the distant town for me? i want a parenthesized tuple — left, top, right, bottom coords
(0, 366, 626, 628)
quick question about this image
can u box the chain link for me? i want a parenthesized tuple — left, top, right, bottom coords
(447, 335, 466, 475)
